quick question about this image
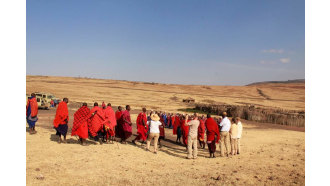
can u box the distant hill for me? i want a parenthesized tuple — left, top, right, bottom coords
(246, 79, 305, 86)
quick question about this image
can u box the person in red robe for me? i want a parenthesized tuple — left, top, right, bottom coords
(173, 114, 180, 135)
(132, 108, 148, 145)
(118, 105, 132, 144)
(181, 115, 190, 147)
(103, 103, 117, 143)
(87, 102, 105, 144)
(158, 113, 165, 148)
(198, 115, 206, 149)
(205, 113, 220, 158)
(115, 106, 123, 139)
(53, 98, 69, 143)
(71, 102, 90, 145)
(26, 93, 38, 134)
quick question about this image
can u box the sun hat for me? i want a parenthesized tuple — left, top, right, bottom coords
(151, 114, 160, 121)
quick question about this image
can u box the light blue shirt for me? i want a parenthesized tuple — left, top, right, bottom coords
(219, 117, 231, 132)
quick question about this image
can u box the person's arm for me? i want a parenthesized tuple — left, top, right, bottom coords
(184, 115, 189, 126)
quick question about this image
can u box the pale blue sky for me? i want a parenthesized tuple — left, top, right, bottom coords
(27, 0, 305, 85)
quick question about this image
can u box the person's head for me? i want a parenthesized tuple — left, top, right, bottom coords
(63, 98, 69, 103)
(94, 102, 98, 107)
(31, 93, 36, 97)
(193, 113, 198, 120)
(82, 102, 87, 107)
(107, 103, 111, 107)
(142, 107, 146, 113)
(222, 112, 227, 118)
(207, 113, 211, 118)
(236, 117, 240, 122)
(151, 114, 160, 121)
(232, 117, 236, 123)
(118, 106, 122, 111)
(126, 105, 131, 111)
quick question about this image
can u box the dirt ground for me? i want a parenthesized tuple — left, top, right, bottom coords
(26, 76, 305, 185)
(26, 107, 305, 186)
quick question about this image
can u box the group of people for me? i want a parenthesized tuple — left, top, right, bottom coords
(26, 94, 243, 159)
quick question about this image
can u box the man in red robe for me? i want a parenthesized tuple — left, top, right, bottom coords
(53, 98, 69, 143)
(181, 115, 190, 147)
(198, 115, 206, 149)
(205, 113, 220, 158)
(158, 113, 165, 148)
(118, 105, 132, 144)
(26, 93, 38, 134)
(115, 106, 123, 139)
(173, 114, 180, 135)
(103, 103, 117, 143)
(88, 102, 105, 144)
(71, 103, 90, 145)
(132, 108, 148, 145)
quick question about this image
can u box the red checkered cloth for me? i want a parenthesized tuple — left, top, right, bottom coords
(71, 106, 90, 138)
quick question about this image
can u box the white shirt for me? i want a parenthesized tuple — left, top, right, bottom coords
(219, 117, 231, 132)
(237, 121, 243, 138)
(147, 120, 162, 133)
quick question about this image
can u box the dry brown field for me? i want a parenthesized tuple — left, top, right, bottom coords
(26, 75, 305, 185)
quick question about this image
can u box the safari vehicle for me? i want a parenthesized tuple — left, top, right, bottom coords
(33, 92, 61, 104)
(26, 93, 50, 109)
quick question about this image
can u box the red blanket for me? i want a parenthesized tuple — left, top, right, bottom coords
(26, 97, 38, 117)
(159, 117, 165, 137)
(88, 106, 105, 137)
(115, 111, 122, 120)
(71, 106, 90, 139)
(181, 119, 189, 146)
(198, 119, 206, 141)
(205, 118, 220, 143)
(103, 106, 117, 136)
(173, 116, 180, 135)
(136, 112, 148, 141)
(53, 101, 69, 128)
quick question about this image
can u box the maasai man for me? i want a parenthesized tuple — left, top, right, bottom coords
(115, 106, 123, 139)
(102, 101, 106, 109)
(198, 115, 206, 149)
(173, 114, 180, 135)
(205, 113, 220, 158)
(158, 113, 165, 148)
(71, 103, 90, 145)
(53, 98, 69, 143)
(26, 93, 38, 134)
(162, 112, 167, 128)
(181, 115, 190, 147)
(103, 103, 117, 143)
(88, 102, 105, 144)
(132, 108, 148, 145)
(118, 105, 132, 144)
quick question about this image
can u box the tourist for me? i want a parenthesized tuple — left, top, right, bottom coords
(53, 98, 69, 143)
(236, 117, 243, 154)
(219, 112, 231, 157)
(185, 113, 200, 159)
(230, 118, 239, 155)
(146, 114, 162, 154)
(71, 103, 90, 145)
(26, 93, 38, 134)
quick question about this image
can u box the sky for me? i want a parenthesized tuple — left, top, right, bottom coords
(27, 0, 305, 85)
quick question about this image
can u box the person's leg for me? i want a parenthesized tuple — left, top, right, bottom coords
(154, 133, 159, 153)
(224, 132, 230, 156)
(237, 138, 240, 154)
(212, 140, 216, 157)
(231, 138, 234, 155)
(220, 132, 225, 157)
(158, 137, 162, 148)
(146, 133, 153, 151)
(234, 139, 238, 155)
(187, 135, 193, 159)
(207, 142, 212, 157)
(193, 137, 198, 158)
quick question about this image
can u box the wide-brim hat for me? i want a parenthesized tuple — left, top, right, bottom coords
(151, 114, 160, 121)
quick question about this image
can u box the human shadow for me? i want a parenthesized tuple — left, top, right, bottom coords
(50, 134, 97, 145)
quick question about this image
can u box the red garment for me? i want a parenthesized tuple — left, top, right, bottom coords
(198, 119, 206, 141)
(205, 118, 220, 143)
(181, 119, 189, 146)
(121, 110, 132, 133)
(173, 116, 180, 135)
(26, 97, 38, 117)
(115, 111, 122, 120)
(136, 112, 148, 141)
(102, 102, 106, 109)
(71, 106, 90, 139)
(159, 116, 165, 137)
(53, 101, 69, 128)
(87, 106, 105, 137)
(103, 106, 117, 129)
